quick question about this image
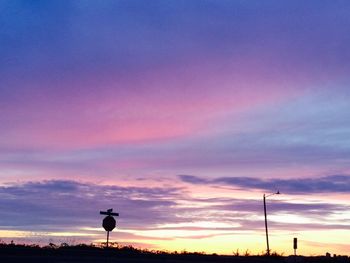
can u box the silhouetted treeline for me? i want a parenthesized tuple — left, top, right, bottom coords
(0, 242, 349, 263)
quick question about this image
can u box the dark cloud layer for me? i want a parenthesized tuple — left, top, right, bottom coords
(1, 179, 350, 237)
(179, 174, 350, 194)
(0, 180, 183, 231)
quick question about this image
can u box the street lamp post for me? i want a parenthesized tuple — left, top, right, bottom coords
(263, 191, 280, 256)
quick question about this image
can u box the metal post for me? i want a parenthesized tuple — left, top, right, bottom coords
(100, 208, 119, 248)
(263, 194, 270, 256)
(106, 231, 110, 248)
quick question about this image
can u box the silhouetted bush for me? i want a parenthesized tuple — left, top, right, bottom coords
(0, 242, 349, 263)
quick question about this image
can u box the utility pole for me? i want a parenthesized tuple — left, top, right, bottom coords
(263, 191, 280, 256)
(263, 194, 270, 255)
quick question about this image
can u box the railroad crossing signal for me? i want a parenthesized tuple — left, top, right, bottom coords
(103, 216, 116, 232)
(100, 208, 119, 247)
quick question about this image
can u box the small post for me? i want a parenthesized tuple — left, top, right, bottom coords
(293, 238, 297, 256)
(106, 231, 110, 248)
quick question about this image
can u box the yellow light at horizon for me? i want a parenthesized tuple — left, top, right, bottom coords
(158, 221, 240, 229)
(0, 229, 98, 238)
(269, 214, 315, 224)
(0, 230, 33, 238)
(47, 232, 98, 237)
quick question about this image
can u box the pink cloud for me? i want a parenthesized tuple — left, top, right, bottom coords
(1, 51, 323, 151)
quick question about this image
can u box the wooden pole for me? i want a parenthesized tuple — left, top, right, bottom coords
(264, 194, 270, 256)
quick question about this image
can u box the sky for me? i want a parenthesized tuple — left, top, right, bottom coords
(1, 0, 350, 256)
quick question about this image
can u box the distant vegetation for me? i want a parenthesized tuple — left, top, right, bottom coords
(0, 241, 348, 263)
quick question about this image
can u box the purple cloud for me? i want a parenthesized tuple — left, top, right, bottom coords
(1, 180, 349, 237)
(179, 175, 350, 194)
(0, 180, 183, 231)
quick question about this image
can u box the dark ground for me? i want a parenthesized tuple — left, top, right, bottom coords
(0, 244, 349, 263)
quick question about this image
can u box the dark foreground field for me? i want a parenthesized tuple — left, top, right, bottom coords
(0, 244, 349, 263)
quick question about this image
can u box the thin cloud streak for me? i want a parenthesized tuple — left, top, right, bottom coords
(179, 174, 350, 194)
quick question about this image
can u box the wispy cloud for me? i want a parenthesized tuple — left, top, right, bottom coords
(179, 174, 350, 194)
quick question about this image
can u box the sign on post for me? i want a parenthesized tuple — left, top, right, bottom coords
(293, 238, 297, 256)
(103, 216, 116, 231)
(100, 208, 119, 247)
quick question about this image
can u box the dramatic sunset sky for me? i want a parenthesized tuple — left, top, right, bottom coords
(1, 0, 350, 256)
